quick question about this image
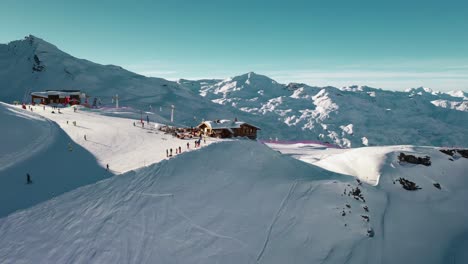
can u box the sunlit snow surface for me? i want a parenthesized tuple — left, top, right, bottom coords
(0, 105, 467, 263)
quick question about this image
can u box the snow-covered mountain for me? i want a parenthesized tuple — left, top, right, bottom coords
(0, 35, 253, 127)
(185, 72, 468, 147)
(1, 36, 467, 147)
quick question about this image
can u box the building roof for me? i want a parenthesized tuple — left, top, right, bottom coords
(199, 120, 260, 130)
(31, 90, 83, 98)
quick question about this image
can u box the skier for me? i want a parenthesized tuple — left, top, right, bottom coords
(133, 122, 136, 127)
(179, 146, 182, 154)
(84, 135, 87, 141)
(43, 105, 45, 111)
(146, 115, 149, 124)
(26, 173, 32, 184)
(170, 148, 173, 156)
(67, 121, 69, 124)
(166, 149, 168, 157)
(106, 164, 109, 171)
(187, 142, 190, 149)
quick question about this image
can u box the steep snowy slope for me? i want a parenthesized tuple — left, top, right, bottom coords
(0, 103, 110, 217)
(10, 103, 220, 173)
(1, 140, 467, 263)
(191, 73, 468, 147)
(0, 35, 250, 127)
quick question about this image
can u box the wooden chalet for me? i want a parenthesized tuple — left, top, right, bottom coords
(31, 90, 85, 105)
(198, 120, 260, 139)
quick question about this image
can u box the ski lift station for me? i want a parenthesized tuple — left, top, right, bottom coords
(31, 90, 86, 105)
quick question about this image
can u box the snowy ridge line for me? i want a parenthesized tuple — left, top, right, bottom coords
(260, 140, 342, 149)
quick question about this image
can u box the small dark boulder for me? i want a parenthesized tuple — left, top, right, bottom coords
(433, 183, 441, 190)
(350, 186, 365, 202)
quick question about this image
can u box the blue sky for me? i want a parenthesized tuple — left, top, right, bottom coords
(1, 0, 468, 91)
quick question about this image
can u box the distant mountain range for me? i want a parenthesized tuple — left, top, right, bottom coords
(1, 35, 467, 147)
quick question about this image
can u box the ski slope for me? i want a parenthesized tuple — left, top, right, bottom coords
(1, 140, 468, 263)
(0, 103, 111, 217)
(12, 104, 219, 174)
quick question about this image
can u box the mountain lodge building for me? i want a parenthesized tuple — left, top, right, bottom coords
(198, 120, 260, 139)
(31, 90, 85, 105)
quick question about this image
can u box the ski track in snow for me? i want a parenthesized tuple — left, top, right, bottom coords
(172, 200, 248, 247)
(256, 180, 298, 262)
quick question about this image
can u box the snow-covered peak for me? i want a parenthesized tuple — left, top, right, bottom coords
(206, 72, 285, 98)
(232, 72, 278, 86)
(446, 90, 468, 100)
(6, 35, 64, 57)
(340, 85, 364, 92)
(405, 86, 441, 96)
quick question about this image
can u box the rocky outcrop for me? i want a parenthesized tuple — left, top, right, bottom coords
(397, 177, 421, 191)
(398, 153, 431, 166)
(32, 54, 45, 72)
(440, 149, 468, 159)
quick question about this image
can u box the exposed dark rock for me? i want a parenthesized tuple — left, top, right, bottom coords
(398, 153, 431, 166)
(361, 215, 370, 222)
(346, 204, 351, 208)
(363, 205, 369, 212)
(341, 211, 346, 216)
(350, 186, 366, 202)
(33, 54, 40, 64)
(440, 149, 468, 159)
(440, 149, 456, 156)
(367, 228, 375, 237)
(433, 183, 441, 190)
(32, 54, 45, 72)
(397, 177, 421, 191)
(459, 150, 468, 158)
